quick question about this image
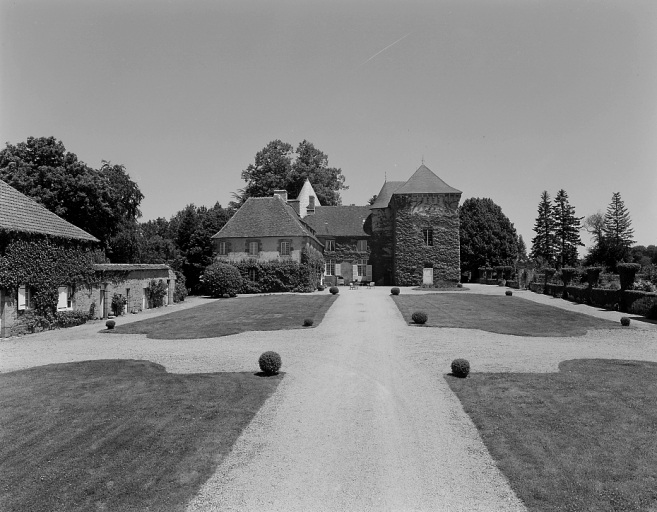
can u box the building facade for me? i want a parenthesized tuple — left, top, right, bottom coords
(211, 165, 462, 287)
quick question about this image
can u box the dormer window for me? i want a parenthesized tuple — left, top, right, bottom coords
(325, 240, 335, 251)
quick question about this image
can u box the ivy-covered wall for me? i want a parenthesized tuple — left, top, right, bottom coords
(368, 210, 394, 285)
(391, 196, 461, 286)
(0, 233, 100, 336)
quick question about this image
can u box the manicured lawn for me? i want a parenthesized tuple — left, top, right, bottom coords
(113, 294, 337, 339)
(393, 293, 621, 336)
(446, 359, 657, 511)
(0, 360, 282, 512)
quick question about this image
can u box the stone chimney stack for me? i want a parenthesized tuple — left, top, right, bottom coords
(306, 195, 316, 216)
(273, 189, 288, 203)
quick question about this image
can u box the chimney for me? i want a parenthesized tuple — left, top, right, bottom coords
(306, 195, 316, 216)
(273, 189, 288, 202)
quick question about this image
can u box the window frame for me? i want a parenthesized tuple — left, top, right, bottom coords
(218, 241, 227, 256)
(356, 240, 367, 252)
(280, 241, 291, 256)
(422, 228, 434, 247)
(357, 259, 368, 277)
(325, 239, 335, 252)
(325, 259, 336, 276)
(248, 241, 259, 256)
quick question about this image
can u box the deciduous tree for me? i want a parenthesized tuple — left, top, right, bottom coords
(459, 198, 519, 275)
(235, 139, 348, 206)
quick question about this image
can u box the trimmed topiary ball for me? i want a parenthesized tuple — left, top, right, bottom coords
(457, 283, 463, 288)
(105, 320, 115, 329)
(303, 318, 314, 327)
(620, 316, 630, 326)
(258, 351, 282, 375)
(505, 290, 513, 296)
(317, 285, 325, 291)
(329, 286, 339, 295)
(411, 311, 428, 324)
(451, 359, 470, 378)
(391, 287, 400, 295)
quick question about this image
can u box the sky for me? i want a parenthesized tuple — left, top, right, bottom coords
(1, 0, 656, 252)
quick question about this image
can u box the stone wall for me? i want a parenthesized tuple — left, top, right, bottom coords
(392, 196, 460, 286)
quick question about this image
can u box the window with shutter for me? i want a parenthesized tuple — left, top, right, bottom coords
(218, 241, 227, 255)
(357, 240, 367, 252)
(325, 260, 335, 276)
(280, 241, 290, 256)
(18, 285, 26, 310)
(325, 240, 335, 251)
(249, 241, 259, 256)
(422, 228, 434, 246)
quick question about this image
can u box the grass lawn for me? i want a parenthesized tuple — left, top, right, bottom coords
(113, 294, 337, 339)
(393, 293, 621, 336)
(446, 359, 657, 511)
(0, 360, 282, 512)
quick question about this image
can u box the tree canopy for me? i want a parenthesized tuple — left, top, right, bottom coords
(459, 197, 519, 275)
(235, 139, 348, 206)
(0, 137, 143, 254)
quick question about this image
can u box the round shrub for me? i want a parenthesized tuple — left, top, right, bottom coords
(202, 262, 243, 298)
(329, 286, 339, 295)
(411, 311, 428, 324)
(456, 283, 463, 288)
(303, 318, 314, 327)
(505, 290, 512, 296)
(317, 285, 325, 291)
(105, 320, 115, 330)
(258, 351, 282, 375)
(391, 287, 400, 295)
(620, 316, 631, 326)
(451, 359, 470, 378)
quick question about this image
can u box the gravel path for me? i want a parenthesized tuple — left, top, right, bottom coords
(2, 286, 655, 511)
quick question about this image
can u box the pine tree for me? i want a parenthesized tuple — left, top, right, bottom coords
(530, 191, 555, 266)
(602, 192, 634, 264)
(552, 189, 583, 268)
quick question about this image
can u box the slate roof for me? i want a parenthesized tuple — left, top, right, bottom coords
(304, 206, 371, 238)
(94, 264, 171, 272)
(369, 181, 404, 209)
(211, 197, 321, 243)
(393, 164, 462, 195)
(0, 179, 99, 242)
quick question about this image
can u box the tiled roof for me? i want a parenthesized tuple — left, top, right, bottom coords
(393, 164, 462, 195)
(304, 206, 371, 238)
(0, 179, 99, 242)
(369, 181, 405, 209)
(211, 197, 321, 243)
(94, 264, 171, 272)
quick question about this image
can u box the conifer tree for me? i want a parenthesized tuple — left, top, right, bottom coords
(552, 189, 583, 268)
(602, 192, 634, 263)
(530, 191, 555, 266)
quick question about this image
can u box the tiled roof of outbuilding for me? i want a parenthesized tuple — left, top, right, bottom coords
(369, 181, 404, 209)
(94, 264, 171, 272)
(211, 197, 320, 243)
(0, 179, 99, 242)
(304, 206, 371, 238)
(393, 164, 461, 195)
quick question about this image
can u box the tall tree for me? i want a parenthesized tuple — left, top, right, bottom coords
(552, 189, 583, 268)
(0, 137, 143, 252)
(459, 198, 519, 275)
(602, 192, 634, 263)
(530, 191, 555, 266)
(235, 139, 348, 206)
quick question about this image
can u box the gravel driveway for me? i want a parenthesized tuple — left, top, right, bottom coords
(2, 285, 655, 511)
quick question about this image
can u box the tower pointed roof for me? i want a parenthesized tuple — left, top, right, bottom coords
(393, 164, 461, 195)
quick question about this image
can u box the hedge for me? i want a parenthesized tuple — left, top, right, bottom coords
(623, 290, 657, 312)
(590, 288, 622, 309)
